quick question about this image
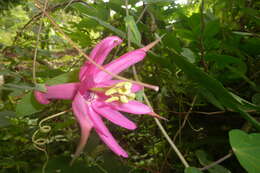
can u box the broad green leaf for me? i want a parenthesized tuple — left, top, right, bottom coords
(197, 87, 224, 110)
(184, 167, 203, 173)
(195, 150, 231, 173)
(171, 53, 260, 130)
(163, 32, 182, 53)
(46, 70, 79, 85)
(229, 129, 260, 173)
(204, 20, 220, 38)
(16, 91, 45, 116)
(181, 48, 196, 63)
(124, 15, 141, 44)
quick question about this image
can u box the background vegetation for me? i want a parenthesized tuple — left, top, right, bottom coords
(0, 0, 260, 172)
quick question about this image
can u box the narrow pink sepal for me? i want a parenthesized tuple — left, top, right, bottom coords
(71, 92, 93, 163)
(34, 83, 80, 104)
(86, 105, 128, 157)
(79, 36, 122, 81)
(93, 101, 137, 130)
(94, 50, 146, 83)
(109, 100, 152, 114)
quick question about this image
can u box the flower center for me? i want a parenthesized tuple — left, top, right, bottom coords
(104, 82, 135, 103)
(83, 91, 97, 103)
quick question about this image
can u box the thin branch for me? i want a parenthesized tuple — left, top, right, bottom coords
(131, 52, 190, 168)
(199, 152, 233, 171)
(173, 96, 197, 142)
(136, 5, 148, 24)
(34, 2, 159, 91)
(33, 0, 48, 84)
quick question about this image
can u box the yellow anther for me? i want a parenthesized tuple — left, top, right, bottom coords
(124, 82, 132, 90)
(118, 87, 130, 95)
(127, 93, 136, 100)
(105, 96, 119, 103)
(105, 88, 117, 96)
(115, 82, 132, 88)
(120, 95, 129, 103)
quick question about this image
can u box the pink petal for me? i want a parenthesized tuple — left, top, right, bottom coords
(71, 92, 93, 163)
(86, 104, 128, 157)
(79, 36, 122, 81)
(34, 83, 80, 104)
(109, 100, 152, 114)
(93, 101, 137, 130)
(94, 49, 146, 83)
(94, 80, 143, 93)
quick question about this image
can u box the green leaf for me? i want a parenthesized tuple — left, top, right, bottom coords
(163, 32, 182, 53)
(204, 20, 220, 38)
(46, 70, 79, 85)
(171, 53, 260, 130)
(195, 150, 231, 173)
(16, 92, 45, 116)
(124, 15, 141, 44)
(181, 48, 196, 63)
(197, 87, 225, 110)
(184, 167, 203, 173)
(229, 129, 260, 173)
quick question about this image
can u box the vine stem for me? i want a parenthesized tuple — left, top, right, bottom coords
(34, 2, 159, 91)
(173, 96, 197, 142)
(124, 0, 189, 168)
(32, 109, 70, 173)
(33, 0, 48, 84)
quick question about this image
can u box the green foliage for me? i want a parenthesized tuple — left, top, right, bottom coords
(16, 91, 45, 116)
(184, 167, 203, 173)
(229, 130, 260, 173)
(195, 150, 230, 173)
(0, 0, 259, 172)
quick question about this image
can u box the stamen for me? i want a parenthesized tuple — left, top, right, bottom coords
(120, 95, 128, 103)
(105, 88, 117, 96)
(105, 96, 119, 103)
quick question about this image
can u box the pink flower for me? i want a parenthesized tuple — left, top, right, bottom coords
(34, 36, 161, 162)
